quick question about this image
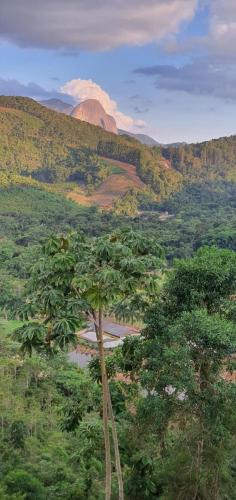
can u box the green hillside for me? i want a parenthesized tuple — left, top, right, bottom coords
(1, 96, 236, 205)
(0, 96, 182, 199)
(162, 135, 236, 182)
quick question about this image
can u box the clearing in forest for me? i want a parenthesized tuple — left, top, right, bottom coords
(67, 157, 146, 208)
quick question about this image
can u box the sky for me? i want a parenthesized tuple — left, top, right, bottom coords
(0, 0, 235, 143)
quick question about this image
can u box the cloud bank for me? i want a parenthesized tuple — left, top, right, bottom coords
(0, 0, 197, 51)
(61, 78, 145, 130)
(0, 78, 56, 99)
(134, 61, 236, 100)
(134, 1, 236, 101)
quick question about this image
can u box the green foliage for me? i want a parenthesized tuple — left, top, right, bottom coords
(164, 246, 236, 315)
(2, 180, 236, 318)
(0, 326, 108, 498)
(1, 240, 236, 498)
(1, 95, 236, 498)
(118, 247, 236, 498)
(15, 229, 163, 355)
(114, 189, 139, 216)
(1, 96, 236, 212)
(163, 135, 236, 182)
(4, 470, 45, 499)
(0, 186, 118, 317)
(97, 138, 182, 197)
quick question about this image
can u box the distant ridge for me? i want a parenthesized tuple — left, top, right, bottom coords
(118, 129, 160, 146)
(119, 129, 187, 148)
(40, 98, 73, 115)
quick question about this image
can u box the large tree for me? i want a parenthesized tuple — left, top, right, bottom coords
(16, 229, 163, 499)
(119, 247, 236, 498)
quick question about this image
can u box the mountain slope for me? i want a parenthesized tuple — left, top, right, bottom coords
(1, 96, 236, 209)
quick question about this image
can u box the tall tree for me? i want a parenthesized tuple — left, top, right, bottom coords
(16, 229, 163, 499)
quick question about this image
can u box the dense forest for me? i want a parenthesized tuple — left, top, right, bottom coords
(162, 136, 236, 182)
(2, 180, 236, 319)
(1, 241, 236, 499)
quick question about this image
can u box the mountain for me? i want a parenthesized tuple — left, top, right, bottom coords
(40, 98, 73, 115)
(119, 129, 187, 148)
(40, 100, 184, 147)
(134, 133, 161, 146)
(118, 129, 160, 146)
(40, 97, 118, 134)
(71, 99, 118, 134)
(0, 96, 181, 207)
(0, 96, 236, 209)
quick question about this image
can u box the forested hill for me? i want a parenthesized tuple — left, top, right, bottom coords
(0, 96, 236, 203)
(0, 96, 181, 200)
(162, 135, 236, 182)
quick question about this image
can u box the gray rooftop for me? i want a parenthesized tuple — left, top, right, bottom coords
(102, 321, 136, 338)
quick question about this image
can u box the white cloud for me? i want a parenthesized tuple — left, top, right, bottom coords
(0, 0, 197, 51)
(160, 1, 236, 63)
(61, 78, 146, 131)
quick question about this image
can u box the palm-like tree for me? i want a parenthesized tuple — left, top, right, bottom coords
(13, 323, 46, 357)
(15, 229, 163, 499)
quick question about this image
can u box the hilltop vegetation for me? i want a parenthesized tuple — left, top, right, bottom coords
(1, 97, 236, 204)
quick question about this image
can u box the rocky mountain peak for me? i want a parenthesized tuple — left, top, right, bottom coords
(71, 98, 118, 134)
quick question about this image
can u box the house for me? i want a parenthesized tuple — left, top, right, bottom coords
(78, 320, 140, 349)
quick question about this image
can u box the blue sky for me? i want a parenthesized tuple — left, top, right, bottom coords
(0, 0, 235, 143)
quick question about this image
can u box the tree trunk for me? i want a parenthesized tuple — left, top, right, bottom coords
(98, 308, 112, 500)
(108, 386, 124, 500)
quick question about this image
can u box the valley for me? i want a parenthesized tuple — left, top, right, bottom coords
(1, 95, 236, 500)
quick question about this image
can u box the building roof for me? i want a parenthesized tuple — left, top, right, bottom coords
(102, 320, 137, 338)
(78, 320, 140, 349)
(80, 330, 114, 344)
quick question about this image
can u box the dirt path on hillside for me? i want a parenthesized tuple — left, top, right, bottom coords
(67, 157, 146, 209)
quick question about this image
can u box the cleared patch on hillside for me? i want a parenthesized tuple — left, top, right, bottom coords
(67, 157, 146, 209)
